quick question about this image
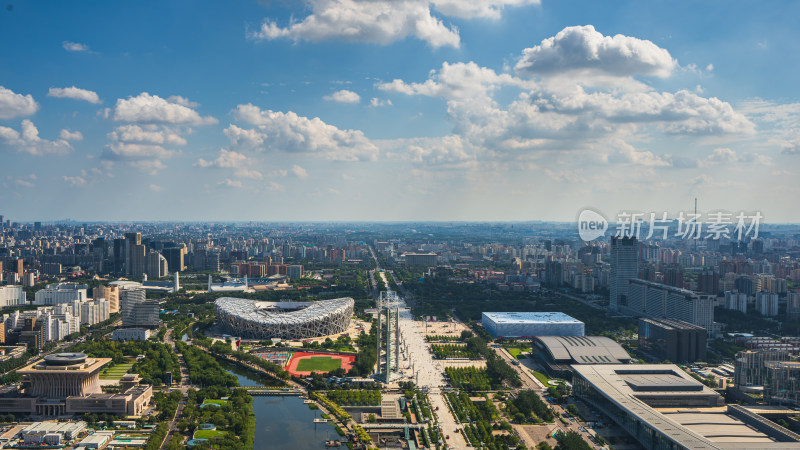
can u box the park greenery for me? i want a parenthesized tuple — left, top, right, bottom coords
(431, 343, 481, 359)
(325, 389, 382, 406)
(445, 367, 494, 391)
(554, 430, 592, 450)
(196, 337, 291, 381)
(177, 341, 239, 387)
(177, 387, 256, 449)
(300, 334, 356, 352)
(143, 422, 170, 450)
(347, 319, 378, 377)
(445, 392, 521, 449)
(425, 334, 464, 343)
(444, 335, 521, 390)
(506, 390, 554, 423)
(311, 392, 351, 423)
(71, 340, 181, 386)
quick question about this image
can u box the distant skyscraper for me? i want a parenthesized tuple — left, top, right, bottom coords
(113, 237, 126, 274)
(119, 287, 158, 328)
(94, 285, 120, 313)
(544, 260, 564, 287)
(697, 269, 720, 295)
(145, 250, 168, 279)
(124, 233, 147, 278)
(663, 264, 684, 288)
(162, 246, 186, 272)
(610, 236, 638, 311)
(756, 291, 779, 317)
(13, 258, 24, 281)
(788, 293, 800, 321)
(725, 290, 748, 314)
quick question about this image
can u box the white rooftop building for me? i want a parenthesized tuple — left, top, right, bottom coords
(481, 312, 585, 338)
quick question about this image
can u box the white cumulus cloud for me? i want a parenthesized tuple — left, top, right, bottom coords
(291, 164, 308, 179)
(59, 129, 84, 141)
(47, 87, 101, 104)
(433, 0, 539, 19)
(369, 97, 392, 107)
(231, 104, 378, 161)
(0, 120, 72, 156)
(107, 124, 187, 146)
(108, 92, 217, 125)
(515, 25, 677, 79)
(195, 149, 263, 180)
(323, 90, 361, 103)
(0, 86, 39, 119)
(248, 0, 461, 49)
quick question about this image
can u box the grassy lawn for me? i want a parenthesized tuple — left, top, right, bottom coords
(505, 348, 527, 359)
(201, 399, 229, 406)
(194, 430, 225, 439)
(296, 356, 342, 372)
(99, 362, 135, 380)
(531, 371, 551, 385)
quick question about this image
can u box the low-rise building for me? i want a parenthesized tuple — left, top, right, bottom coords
(572, 364, 800, 448)
(34, 282, 88, 306)
(111, 328, 151, 341)
(533, 335, 630, 378)
(482, 312, 584, 338)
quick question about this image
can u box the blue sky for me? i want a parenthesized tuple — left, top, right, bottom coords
(1, 0, 799, 222)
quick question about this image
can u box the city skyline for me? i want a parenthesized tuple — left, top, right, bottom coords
(2, 1, 800, 222)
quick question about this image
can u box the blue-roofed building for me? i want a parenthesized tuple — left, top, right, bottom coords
(481, 312, 584, 338)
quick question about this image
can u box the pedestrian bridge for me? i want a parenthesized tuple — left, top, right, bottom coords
(243, 388, 302, 396)
(361, 423, 426, 430)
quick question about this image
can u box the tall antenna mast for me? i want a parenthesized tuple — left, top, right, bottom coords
(694, 197, 698, 251)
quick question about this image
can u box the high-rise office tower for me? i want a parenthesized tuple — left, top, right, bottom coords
(119, 287, 157, 327)
(124, 233, 147, 278)
(162, 246, 186, 272)
(610, 236, 638, 312)
(94, 285, 120, 313)
(14, 258, 24, 281)
(113, 238, 126, 274)
(145, 250, 168, 279)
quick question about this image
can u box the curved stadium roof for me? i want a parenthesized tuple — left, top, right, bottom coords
(535, 336, 631, 365)
(215, 297, 354, 339)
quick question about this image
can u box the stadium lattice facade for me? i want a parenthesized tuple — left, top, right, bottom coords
(215, 297, 354, 339)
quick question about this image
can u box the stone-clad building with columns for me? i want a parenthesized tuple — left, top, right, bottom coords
(0, 352, 151, 417)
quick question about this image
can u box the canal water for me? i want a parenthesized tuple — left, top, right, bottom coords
(225, 366, 339, 449)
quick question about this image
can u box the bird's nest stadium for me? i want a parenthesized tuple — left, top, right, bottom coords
(215, 297, 354, 339)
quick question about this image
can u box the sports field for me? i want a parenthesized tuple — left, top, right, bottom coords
(286, 352, 356, 376)
(100, 362, 135, 380)
(296, 357, 342, 372)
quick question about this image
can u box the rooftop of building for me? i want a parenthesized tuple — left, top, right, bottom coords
(572, 364, 800, 449)
(482, 311, 583, 325)
(18, 356, 111, 373)
(108, 280, 143, 290)
(640, 317, 708, 331)
(534, 336, 631, 364)
(44, 353, 87, 366)
(631, 278, 700, 297)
